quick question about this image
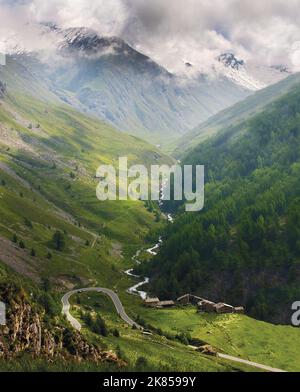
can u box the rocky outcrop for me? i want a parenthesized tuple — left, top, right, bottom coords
(0, 283, 124, 366)
(219, 53, 245, 70)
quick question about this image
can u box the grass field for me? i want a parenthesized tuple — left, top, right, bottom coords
(129, 305, 300, 372)
(0, 88, 169, 291)
(68, 292, 258, 372)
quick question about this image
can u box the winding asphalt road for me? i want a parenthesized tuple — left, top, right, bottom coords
(61, 287, 141, 331)
(61, 288, 286, 372)
(217, 353, 286, 373)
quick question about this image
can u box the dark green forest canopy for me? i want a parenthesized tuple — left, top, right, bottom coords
(141, 84, 300, 324)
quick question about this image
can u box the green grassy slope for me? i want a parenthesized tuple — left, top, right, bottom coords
(67, 292, 259, 372)
(131, 306, 300, 372)
(172, 72, 300, 157)
(0, 58, 172, 289)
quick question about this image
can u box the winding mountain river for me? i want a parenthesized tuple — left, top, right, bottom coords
(125, 182, 174, 299)
(125, 247, 149, 299)
(125, 238, 162, 300)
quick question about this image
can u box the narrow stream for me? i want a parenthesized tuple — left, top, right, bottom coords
(125, 243, 159, 300)
(125, 248, 149, 299)
(125, 182, 174, 299)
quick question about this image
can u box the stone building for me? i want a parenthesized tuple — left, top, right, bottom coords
(144, 297, 160, 307)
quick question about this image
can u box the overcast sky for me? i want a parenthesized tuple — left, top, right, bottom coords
(1, 0, 300, 72)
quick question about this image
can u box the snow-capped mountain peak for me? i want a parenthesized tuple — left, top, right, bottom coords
(215, 52, 266, 91)
(1, 22, 291, 94)
(216, 52, 290, 91)
(51, 26, 142, 60)
(53, 27, 123, 55)
(218, 52, 245, 70)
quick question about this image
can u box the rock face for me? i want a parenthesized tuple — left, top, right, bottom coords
(219, 53, 245, 70)
(0, 283, 123, 366)
(0, 81, 6, 98)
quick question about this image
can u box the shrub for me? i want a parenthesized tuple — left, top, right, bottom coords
(24, 217, 33, 228)
(39, 293, 57, 317)
(92, 315, 108, 337)
(19, 241, 25, 249)
(52, 231, 65, 251)
(136, 356, 148, 369)
(175, 332, 190, 345)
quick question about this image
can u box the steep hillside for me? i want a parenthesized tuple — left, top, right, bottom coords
(135, 306, 300, 372)
(0, 56, 172, 290)
(4, 25, 253, 144)
(1, 52, 299, 374)
(0, 58, 218, 372)
(173, 73, 300, 156)
(0, 276, 123, 370)
(142, 82, 300, 325)
(0, 273, 252, 372)
(1, 58, 248, 373)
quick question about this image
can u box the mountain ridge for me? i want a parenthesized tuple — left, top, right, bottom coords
(172, 72, 300, 157)
(142, 82, 300, 325)
(0, 25, 253, 143)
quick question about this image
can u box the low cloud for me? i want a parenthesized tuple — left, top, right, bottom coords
(1, 0, 300, 72)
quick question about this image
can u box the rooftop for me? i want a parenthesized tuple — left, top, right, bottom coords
(145, 297, 160, 303)
(157, 300, 175, 306)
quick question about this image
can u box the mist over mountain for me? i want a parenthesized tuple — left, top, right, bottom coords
(1, 24, 292, 144)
